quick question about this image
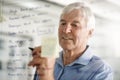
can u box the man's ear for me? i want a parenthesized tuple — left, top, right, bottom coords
(88, 29, 94, 37)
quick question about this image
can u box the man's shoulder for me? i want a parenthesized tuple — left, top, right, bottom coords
(89, 55, 112, 72)
(87, 55, 113, 80)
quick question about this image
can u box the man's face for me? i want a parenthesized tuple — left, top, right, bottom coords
(58, 9, 93, 51)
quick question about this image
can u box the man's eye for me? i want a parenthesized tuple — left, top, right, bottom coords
(60, 23, 66, 26)
(72, 24, 78, 27)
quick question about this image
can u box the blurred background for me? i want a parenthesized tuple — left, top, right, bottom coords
(0, 0, 120, 80)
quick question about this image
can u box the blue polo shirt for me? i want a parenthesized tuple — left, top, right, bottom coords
(34, 46, 113, 80)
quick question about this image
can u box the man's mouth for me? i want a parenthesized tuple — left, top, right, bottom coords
(62, 36, 72, 40)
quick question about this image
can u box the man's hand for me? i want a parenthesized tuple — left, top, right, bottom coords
(28, 46, 55, 80)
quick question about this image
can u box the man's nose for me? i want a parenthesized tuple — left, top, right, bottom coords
(63, 24, 72, 33)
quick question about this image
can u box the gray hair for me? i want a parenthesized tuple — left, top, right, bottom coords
(61, 2, 95, 29)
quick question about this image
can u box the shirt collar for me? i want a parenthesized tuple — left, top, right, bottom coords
(56, 45, 94, 67)
(73, 46, 93, 65)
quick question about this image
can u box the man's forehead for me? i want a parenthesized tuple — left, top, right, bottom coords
(60, 19, 80, 24)
(60, 9, 85, 21)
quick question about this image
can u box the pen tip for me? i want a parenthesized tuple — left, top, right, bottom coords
(29, 47, 34, 51)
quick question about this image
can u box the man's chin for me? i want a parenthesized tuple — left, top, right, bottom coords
(62, 46, 73, 51)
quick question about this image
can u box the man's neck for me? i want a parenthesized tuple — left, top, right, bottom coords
(63, 45, 88, 65)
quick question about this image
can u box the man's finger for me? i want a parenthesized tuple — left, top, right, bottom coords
(28, 57, 46, 67)
(32, 46, 41, 57)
